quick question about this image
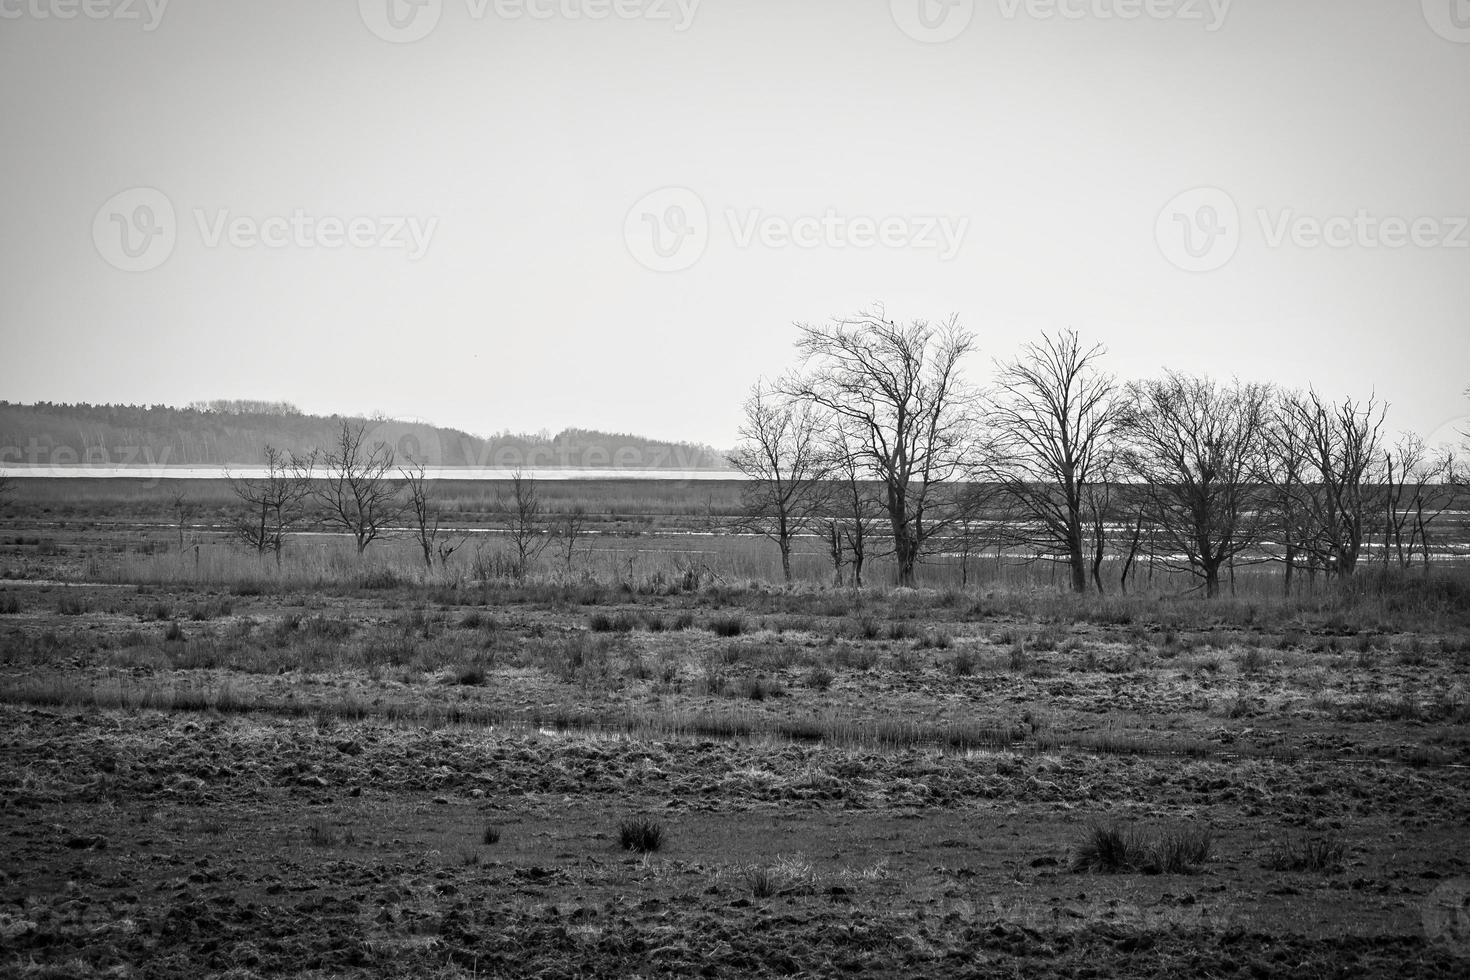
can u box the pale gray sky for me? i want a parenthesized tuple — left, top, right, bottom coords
(2, 0, 1467, 448)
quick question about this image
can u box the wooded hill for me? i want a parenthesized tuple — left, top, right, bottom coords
(0, 401, 728, 470)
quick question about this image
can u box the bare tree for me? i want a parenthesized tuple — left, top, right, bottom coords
(401, 461, 462, 570)
(1284, 391, 1386, 580)
(812, 515, 846, 586)
(226, 446, 312, 566)
(497, 470, 550, 578)
(987, 330, 1120, 593)
(728, 383, 831, 583)
(1115, 483, 1149, 595)
(1082, 466, 1117, 594)
(554, 505, 588, 572)
(1451, 387, 1470, 494)
(783, 309, 981, 587)
(1122, 374, 1270, 598)
(312, 420, 405, 555)
(947, 481, 1004, 589)
(168, 488, 194, 551)
(1257, 394, 1317, 596)
(825, 423, 882, 588)
(1377, 435, 1455, 571)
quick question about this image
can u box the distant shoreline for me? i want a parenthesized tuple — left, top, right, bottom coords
(0, 466, 739, 481)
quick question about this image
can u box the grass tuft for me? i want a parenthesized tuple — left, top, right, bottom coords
(708, 616, 744, 638)
(1262, 835, 1344, 873)
(618, 816, 665, 854)
(1072, 823, 1213, 874)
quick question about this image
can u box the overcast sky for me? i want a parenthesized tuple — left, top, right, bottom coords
(1, 0, 1467, 449)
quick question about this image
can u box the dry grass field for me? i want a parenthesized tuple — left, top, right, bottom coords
(2, 487, 1469, 978)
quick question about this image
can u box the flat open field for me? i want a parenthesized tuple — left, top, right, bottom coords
(2, 485, 1470, 978)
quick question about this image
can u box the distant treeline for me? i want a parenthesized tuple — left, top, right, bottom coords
(0, 402, 728, 470)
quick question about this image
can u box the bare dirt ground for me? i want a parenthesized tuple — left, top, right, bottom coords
(3, 537, 1470, 977)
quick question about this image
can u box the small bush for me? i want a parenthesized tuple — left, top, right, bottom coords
(57, 594, 88, 616)
(0, 595, 19, 615)
(740, 676, 785, 701)
(590, 611, 636, 634)
(618, 817, 665, 854)
(672, 612, 696, 631)
(1072, 824, 1143, 873)
(1237, 648, 1268, 675)
(163, 621, 185, 643)
(951, 649, 975, 676)
(1263, 835, 1344, 873)
(482, 824, 502, 845)
(747, 865, 776, 898)
(1396, 637, 1428, 666)
(456, 664, 487, 686)
(643, 613, 666, 633)
(360, 568, 404, 590)
(886, 621, 917, 642)
(917, 630, 953, 650)
(1007, 642, 1030, 672)
(1150, 828, 1215, 874)
(459, 610, 492, 630)
(697, 665, 727, 696)
(805, 666, 834, 691)
(709, 616, 744, 638)
(305, 816, 349, 847)
(1072, 824, 1213, 874)
(1030, 630, 1061, 653)
(187, 598, 234, 622)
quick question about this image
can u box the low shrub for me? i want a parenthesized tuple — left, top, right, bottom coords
(950, 648, 975, 676)
(917, 629, 953, 650)
(1262, 835, 1344, 873)
(1072, 824, 1213, 874)
(618, 817, 665, 854)
(709, 616, 744, 638)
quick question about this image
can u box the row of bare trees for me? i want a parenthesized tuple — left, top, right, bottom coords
(732, 309, 1467, 595)
(226, 419, 565, 576)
